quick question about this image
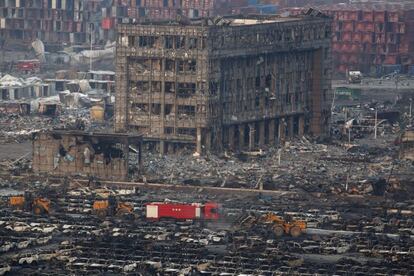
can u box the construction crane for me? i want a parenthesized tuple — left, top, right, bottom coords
(238, 212, 307, 237)
(9, 192, 50, 215)
(92, 195, 134, 218)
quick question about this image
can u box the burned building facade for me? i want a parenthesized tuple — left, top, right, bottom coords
(32, 131, 142, 181)
(115, 14, 332, 154)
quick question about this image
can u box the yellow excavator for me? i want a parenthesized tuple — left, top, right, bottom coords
(238, 212, 307, 237)
(9, 192, 50, 215)
(92, 195, 134, 218)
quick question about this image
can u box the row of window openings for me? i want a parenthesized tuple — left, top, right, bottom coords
(165, 127, 196, 136)
(131, 80, 311, 98)
(214, 28, 330, 48)
(121, 35, 205, 50)
(131, 82, 198, 97)
(132, 104, 206, 117)
(137, 127, 197, 136)
(225, 74, 317, 91)
(222, 93, 303, 112)
(132, 59, 197, 73)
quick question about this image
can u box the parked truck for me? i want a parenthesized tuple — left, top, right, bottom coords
(146, 202, 220, 220)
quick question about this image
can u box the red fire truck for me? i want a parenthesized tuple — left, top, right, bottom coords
(146, 202, 220, 220)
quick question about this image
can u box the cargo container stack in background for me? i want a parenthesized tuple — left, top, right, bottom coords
(0, 0, 258, 47)
(0, 0, 106, 46)
(287, 2, 414, 76)
(0, 0, 325, 48)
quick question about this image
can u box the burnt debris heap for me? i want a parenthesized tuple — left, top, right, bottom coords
(115, 14, 332, 154)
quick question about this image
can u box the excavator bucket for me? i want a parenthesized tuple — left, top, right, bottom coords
(236, 213, 258, 227)
(116, 202, 134, 216)
(32, 198, 50, 215)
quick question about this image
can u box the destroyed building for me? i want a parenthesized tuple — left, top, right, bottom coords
(32, 131, 142, 181)
(398, 128, 414, 161)
(0, 74, 55, 101)
(115, 14, 332, 154)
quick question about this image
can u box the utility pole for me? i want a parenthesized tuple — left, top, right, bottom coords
(374, 108, 378, 139)
(409, 98, 412, 118)
(90, 23, 94, 72)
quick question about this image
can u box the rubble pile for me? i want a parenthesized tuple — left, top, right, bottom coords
(141, 136, 411, 196)
(0, 108, 112, 143)
(0, 114, 56, 143)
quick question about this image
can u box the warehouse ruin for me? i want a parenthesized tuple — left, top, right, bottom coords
(115, 13, 333, 154)
(32, 130, 143, 181)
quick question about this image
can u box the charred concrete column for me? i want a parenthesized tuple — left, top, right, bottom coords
(239, 124, 245, 151)
(204, 128, 212, 151)
(288, 116, 294, 138)
(248, 123, 255, 151)
(196, 127, 202, 154)
(298, 115, 305, 136)
(228, 125, 235, 150)
(268, 119, 275, 145)
(259, 120, 265, 147)
(310, 49, 323, 135)
(115, 56, 128, 132)
(160, 58, 166, 144)
(159, 141, 165, 155)
(279, 118, 286, 142)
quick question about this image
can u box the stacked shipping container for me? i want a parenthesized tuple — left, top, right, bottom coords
(0, 0, 236, 46)
(0, 0, 115, 45)
(288, 3, 414, 75)
(109, 0, 217, 22)
(1, 0, 344, 47)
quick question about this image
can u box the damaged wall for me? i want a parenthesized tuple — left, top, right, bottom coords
(115, 14, 332, 154)
(32, 131, 141, 181)
(399, 129, 414, 160)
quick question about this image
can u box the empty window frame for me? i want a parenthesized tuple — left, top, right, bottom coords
(188, 37, 198, 49)
(177, 83, 196, 97)
(177, 105, 195, 117)
(139, 36, 157, 47)
(178, 59, 196, 74)
(177, 128, 196, 137)
(151, 81, 161, 93)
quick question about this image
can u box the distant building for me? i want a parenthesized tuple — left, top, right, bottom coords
(0, 74, 55, 101)
(115, 13, 332, 154)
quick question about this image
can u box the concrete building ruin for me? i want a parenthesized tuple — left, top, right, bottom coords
(32, 130, 142, 181)
(115, 13, 332, 154)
